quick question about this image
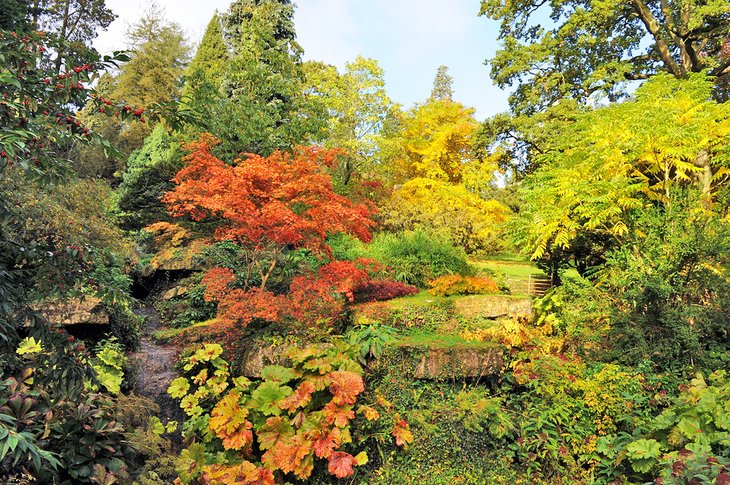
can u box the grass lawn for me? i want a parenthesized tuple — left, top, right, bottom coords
(470, 255, 545, 280)
(471, 253, 581, 281)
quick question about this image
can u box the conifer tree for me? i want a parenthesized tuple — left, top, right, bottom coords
(430, 65, 454, 101)
(213, 0, 322, 155)
(184, 12, 228, 98)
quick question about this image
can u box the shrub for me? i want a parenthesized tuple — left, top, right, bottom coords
(168, 343, 409, 483)
(596, 370, 730, 483)
(365, 229, 471, 287)
(427, 274, 500, 297)
(352, 280, 419, 303)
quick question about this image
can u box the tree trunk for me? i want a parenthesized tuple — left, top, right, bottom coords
(695, 149, 712, 208)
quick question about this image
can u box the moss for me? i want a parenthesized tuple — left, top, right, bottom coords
(152, 319, 217, 343)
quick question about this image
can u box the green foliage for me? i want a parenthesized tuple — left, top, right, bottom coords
(480, 0, 730, 116)
(115, 5, 189, 108)
(0, 414, 61, 476)
(597, 193, 730, 368)
(509, 74, 730, 276)
(364, 229, 472, 287)
(154, 275, 216, 329)
(76, 7, 190, 178)
(88, 338, 126, 394)
(362, 364, 514, 484)
(116, 124, 184, 230)
(430, 65, 453, 101)
(303, 56, 396, 188)
(184, 13, 227, 95)
(0, 360, 137, 483)
(204, 0, 324, 156)
(597, 371, 730, 482)
(345, 324, 399, 364)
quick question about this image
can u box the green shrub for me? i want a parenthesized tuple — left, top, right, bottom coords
(596, 370, 730, 483)
(365, 229, 471, 287)
(108, 303, 143, 351)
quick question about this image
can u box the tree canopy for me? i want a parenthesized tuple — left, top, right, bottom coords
(480, 0, 730, 115)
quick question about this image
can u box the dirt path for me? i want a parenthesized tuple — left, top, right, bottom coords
(128, 306, 182, 424)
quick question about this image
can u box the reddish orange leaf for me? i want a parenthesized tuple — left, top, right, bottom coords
(392, 415, 414, 449)
(327, 451, 357, 478)
(322, 401, 355, 428)
(277, 381, 316, 413)
(328, 370, 364, 405)
(262, 433, 313, 479)
(312, 426, 341, 459)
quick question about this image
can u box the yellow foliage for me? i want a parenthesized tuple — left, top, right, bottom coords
(393, 99, 492, 189)
(144, 222, 208, 270)
(381, 177, 511, 254)
(460, 317, 565, 353)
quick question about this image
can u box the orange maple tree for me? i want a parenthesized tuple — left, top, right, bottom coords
(163, 134, 375, 290)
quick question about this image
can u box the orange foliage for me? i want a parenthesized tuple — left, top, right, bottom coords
(201, 258, 383, 332)
(327, 451, 358, 478)
(209, 390, 253, 451)
(201, 461, 274, 485)
(163, 135, 375, 256)
(392, 415, 414, 449)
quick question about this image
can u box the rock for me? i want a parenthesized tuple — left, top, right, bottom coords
(37, 296, 109, 325)
(162, 286, 189, 300)
(405, 344, 503, 379)
(453, 295, 532, 320)
(240, 343, 290, 378)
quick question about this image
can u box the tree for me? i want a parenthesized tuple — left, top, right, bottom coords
(183, 12, 228, 103)
(211, 0, 322, 155)
(392, 98, 493, 190)
(116, 124, 184, 230)
(75, 5, 189, 178)
(162, 135, 375, 290)
(0, 0, 32, 30)
(480, 0, 730, 116)
(430, 65, 453, 101)
(34, 0, 116, 72)
(478, 0, 730, 179)
(509, 74, 730, 279)
(380, 178, 511, 254)
(304, 57, 396, 188)
(114, 4, 189, 107)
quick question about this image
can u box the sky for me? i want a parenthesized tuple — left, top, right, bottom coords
(94, 1, 510, 120)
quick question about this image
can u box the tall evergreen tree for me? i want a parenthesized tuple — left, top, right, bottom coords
(185, 12, 228, 92)
(212, 0, 322, 155)
(430, 65, 454, 101)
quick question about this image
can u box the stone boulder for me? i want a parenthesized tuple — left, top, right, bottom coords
(453, 295, 532, 320)
(37, 296, 109, 326)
